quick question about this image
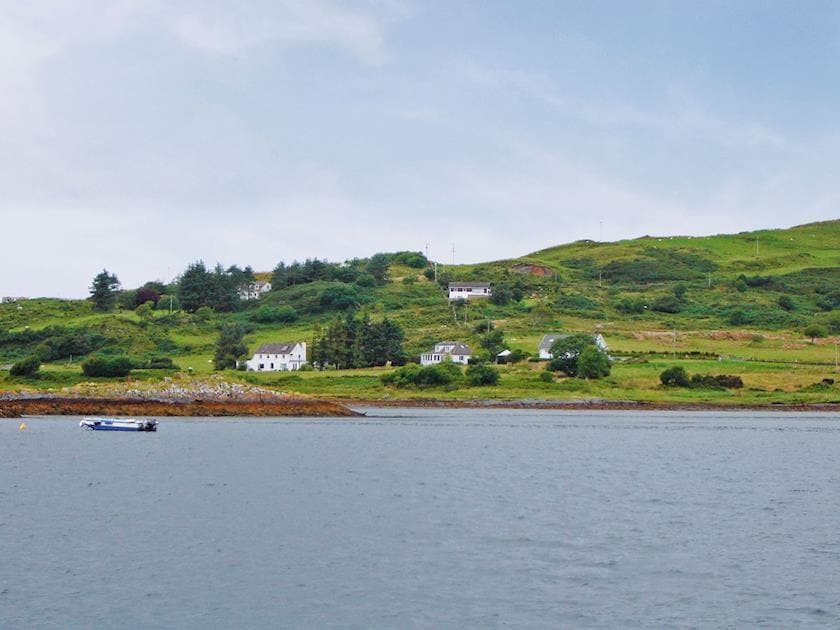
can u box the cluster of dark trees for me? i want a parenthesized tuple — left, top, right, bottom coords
(381, 360, 500, 388)
(545, 334, 611, 379)
(311, 312, 406, 369)
(270, 252, 426, 290)
(177, 262, 255, 313)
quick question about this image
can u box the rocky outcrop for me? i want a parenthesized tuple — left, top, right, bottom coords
(0, 397, 360, 418)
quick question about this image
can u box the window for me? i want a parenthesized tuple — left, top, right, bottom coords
(259, 363, 264, 370)
(270, 363, 274, 369)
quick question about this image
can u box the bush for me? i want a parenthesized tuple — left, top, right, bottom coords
(616, 297, 646, 314)
(10, 355, 41, 377)
(466, 363, 500, 386)
(576, 347, 611, 379)
(81, 356, 133, 377)
(147, 357, 177, 370)
(660, 366, 690, 387)
(250, 305, 298, 323)
(382, 361, 462, 388)
(777, 295, 795, 311)
(193, 306, 214, 322)
(651, 295, 682, 314)
(546, 334, 597, 376)
(690, 374, 744, 389)
(381, 363, 422, 387)
(804, 324, 828, 341)
(539, 371, 554, 383)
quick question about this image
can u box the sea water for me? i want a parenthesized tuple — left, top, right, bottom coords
(2, 409, 840, 628)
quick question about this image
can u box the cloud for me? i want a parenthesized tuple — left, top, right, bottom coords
(169, 1, 388, 64)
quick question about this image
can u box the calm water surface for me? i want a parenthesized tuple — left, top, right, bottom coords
(2, 409, 840, 628)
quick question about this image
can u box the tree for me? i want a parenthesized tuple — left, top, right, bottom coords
(134, 301, 155, 320)
(10, 355, 40, 377)
(89, 269, 120, 312)
(366, 253, 390, 284)
(546, 334, 596, 376)
(803, 324, 828, 343)
(178, 261, 212, 313)
(214, 323, 248, 370)
(660, 366, 690, 387)
(577, 347, 610, 379)
(135, 285, 161, 307)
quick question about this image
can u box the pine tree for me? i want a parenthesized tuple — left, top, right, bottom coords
(89, 269, 120, 311)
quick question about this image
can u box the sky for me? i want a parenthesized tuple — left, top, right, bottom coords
(2, 1, 839, 297)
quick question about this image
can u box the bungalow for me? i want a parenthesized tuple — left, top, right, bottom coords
(448, 282, 491, 301)
(245, 341, 307, 371)
(420, 341, 473, 366)
(239, 281, 272, 300)
(538, 333, 608, 360)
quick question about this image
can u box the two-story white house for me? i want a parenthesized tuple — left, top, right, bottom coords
(538, 333, 608, 360)
(448, 282, 491, 301)
(420, 341, 473, 366)
(239, 281, 272, 300)
(245, 342, 307, 371)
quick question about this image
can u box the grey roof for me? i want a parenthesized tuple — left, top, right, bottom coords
(448, 282, 490, 288)
(539, 333, 607, 352)
(425, 341, 473, 356)
(256, 342, 302, 355)
(538, 334, 571, 352)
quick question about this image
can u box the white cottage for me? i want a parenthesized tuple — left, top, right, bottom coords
(420, 341, 473, 366)
(538, 333, 608, 360)
(448, 282, 491, 301)
(239, 281, 272, 300)
(245, 342, 307, 371)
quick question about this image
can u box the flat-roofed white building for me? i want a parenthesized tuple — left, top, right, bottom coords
(448, 282, 491, 301)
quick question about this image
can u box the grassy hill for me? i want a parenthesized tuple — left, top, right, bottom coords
(1, 220, 839, 404)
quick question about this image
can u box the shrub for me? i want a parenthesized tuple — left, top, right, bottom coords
(416, 362, 462, 387)
(539, 371, 554, 383)
(250, 305, 298, 323)
(576, 347, 611, 379)
(147, 357, 177, 370)
(466, 363, 500, 386)
(651, 295, 682, 314)
(193, 306, 214, 322)
(660, 366, 690, 387)
(546, 334, 597, 376)
(777, 295, 795, 311)
(616, 298, 646, 314)
(81, 356, 133, 377)
(381, 363, 422, 387)
(10, 355, 41, 377)
(690, 374, 744, 389)
(473, 320, 495, 333)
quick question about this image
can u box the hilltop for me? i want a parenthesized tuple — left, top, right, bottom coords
(1, 220, 838, 407)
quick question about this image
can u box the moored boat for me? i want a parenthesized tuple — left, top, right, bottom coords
(80, 417, 158, 432)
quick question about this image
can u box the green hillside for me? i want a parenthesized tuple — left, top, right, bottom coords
(2, 220, 839, 405)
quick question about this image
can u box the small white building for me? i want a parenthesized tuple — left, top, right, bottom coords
(538, 333, 608, 360)
(239, 281, 272, 300)
(448, 282, 491, 301)
(245, 342, 307, 371)
(420, 341, 473, 366)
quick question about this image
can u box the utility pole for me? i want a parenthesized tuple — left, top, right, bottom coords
(755, 234, 759, 257)
(598, 270, 602, 288)
(434, 261, 438, 283)
(708, 272, 711, 289)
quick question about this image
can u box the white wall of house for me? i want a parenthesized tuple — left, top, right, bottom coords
(420, 342, 471, 365)
(245, 342, 307, 371)
(448, 285, 491, 300)
(239, 281, 272, 300)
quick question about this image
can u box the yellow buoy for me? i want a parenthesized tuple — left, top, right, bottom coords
(19, 422, 27, 431)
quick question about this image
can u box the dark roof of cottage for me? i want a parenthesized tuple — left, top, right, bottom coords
(256, 342, 302, 355)
(448, 282, 491, 288)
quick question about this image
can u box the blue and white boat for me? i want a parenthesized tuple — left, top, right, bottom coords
(80, 417, 158, 432)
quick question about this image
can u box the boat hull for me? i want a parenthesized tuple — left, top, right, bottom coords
(80, 418, 158, 432)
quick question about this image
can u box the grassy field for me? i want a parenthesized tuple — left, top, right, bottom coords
(1, 220, 838, 405)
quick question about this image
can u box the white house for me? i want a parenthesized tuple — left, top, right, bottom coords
(239, 281, 272, 300)
(448, 282, 491, 301)
(420, 341, 473, 366)
(245, 342, 307, 371)
(538, 333, 608, 360)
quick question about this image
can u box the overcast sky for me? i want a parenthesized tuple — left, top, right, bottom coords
(2, 1, 839, 297)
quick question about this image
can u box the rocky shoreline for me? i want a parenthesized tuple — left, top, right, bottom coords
(0, 397, 361, 418)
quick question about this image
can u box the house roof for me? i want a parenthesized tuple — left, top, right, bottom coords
(256, 342, 301, 355)
(448, 282, 490, 288)
(426, 341, 473, 356)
